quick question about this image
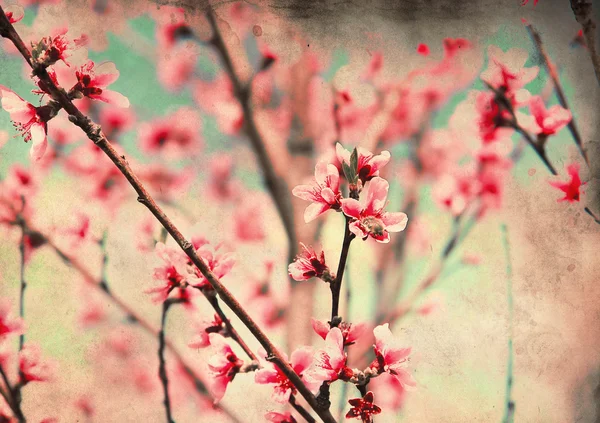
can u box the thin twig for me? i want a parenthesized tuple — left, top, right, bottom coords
(14, 222, 238, 421)
(524, 22, 590, 166)
(0, 10, 334, 422)
(570, 0, 600, 86)
(330, 216, 355, 323)
(202, 291, 258, 362)
(0, 365, 24, 422)
(17, 217, 26, 352)
(290, 394, 317, 423)
(205, 8, 297, 261)
(159, 297, 183, 423)
(501, 224, 515, 423)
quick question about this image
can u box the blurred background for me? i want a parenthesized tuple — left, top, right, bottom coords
(0, 0, 599, 421)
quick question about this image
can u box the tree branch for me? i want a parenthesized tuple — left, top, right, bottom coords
(501, 224, 515, 423)
(205, 8, 297, 261)
(12, 221, 239, 421)
(158, 297, 182, 423)
(0, 10, 334, 422)
(330, 216, 355, 323)
(199, 288, 258, 361)
(570, 0, 600, 86)
(524, 21, 589, 166)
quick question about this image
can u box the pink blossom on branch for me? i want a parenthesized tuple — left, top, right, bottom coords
(370, 324, 415, 389)
(335, 143, 391, 184)
(138, 107, 203, 158)
(288, 243, 333, 282)
(265, 411, 297, 423)
(207, 333, 244, 402)
(292, 161, 342, 223)
(187, 242, 235, 290)
(255, 347, 318, 403)
(549, 163, 584, 203)
(147, 242, 190, 303)
(71, 60, 129, 108)
(341, 177, 408, 243)
(188, 314, 224, 349)
(0, 299, 25, 340)
(19, 343, 56, 384)
(309, 327, 352, 382)
(520, 95, 572, 136)
(481, 46, 539, 96)
(31, 29, 86, 67)
(4, 5, 24, 24)
(346, 391, 382, 423)
(311, 318, 366, 346)
(0, 86, 51, 161)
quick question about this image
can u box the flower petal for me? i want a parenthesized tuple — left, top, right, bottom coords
(382, 212, 408, 232)
(29, 124, 47, 162)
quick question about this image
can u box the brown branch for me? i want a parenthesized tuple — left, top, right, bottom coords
(0, 365, 24, 423)
(205, 8, 297, 261)
(330, 216, 355, 323)
(524, 22, 590, 166)
(202, 291, 258, 362)
(0, 10, 334, 422)
(14, 222, 238, 421)
(570, 0, 600, 86)
(158, 297, 183, 423)
(290, 394, 317, 423)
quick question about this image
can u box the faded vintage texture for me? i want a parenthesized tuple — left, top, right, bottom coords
(0, 0, 598, 421)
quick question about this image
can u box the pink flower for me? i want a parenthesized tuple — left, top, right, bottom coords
(138, 107, 202, 158)
(138, 164, 195, 202)
(0, 165, 37, 224)
(288, 243, 332, 282)
(310, 327, 351, 382)
(61, 212, 94, 245)
(311, 319, 366, 346)
(549, 163, 583, 203)
(0, 86, 49, 161)
(147, 243, 189, 303)
(526, 96, 572, 136)
(47, 114, 82, 146)
(207, 154, 240, 201)
(370, 324, 415, 388)
(362, 52, 383, 81)
(188, 314, 224, 349)
(346, 391, 382, 423)
(369, 373, 407, 411)
(31, 29, 85, 67)
(416, 43, 430, 56)
(155, 8, 193, 49)
(475, 90, 514, 144)
(4, 5, 24, 24)
(432, 165, 480, 216)
(0, 299, 25, 340)
(207, 334, 244, 402)
(157, 44, 198, 92)
(99, 106, 135, 137)
(481, 46, 539, 96)
(255, 347, 317, 403)
(341, 177, 408, 243)
(193, 76, 243, 136)
(19, 343, 55, 383)
(233, 200, 265, 243)
(187, 243, 235, 290)
(292, 161, 342, 223)
(335, 143, 390, 184)
(72, 60, 129, 108)
(265, 411, 297, 423)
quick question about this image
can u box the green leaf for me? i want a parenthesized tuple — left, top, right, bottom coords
(350, 147, 358, 173)
(342, 162, 355, 182)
